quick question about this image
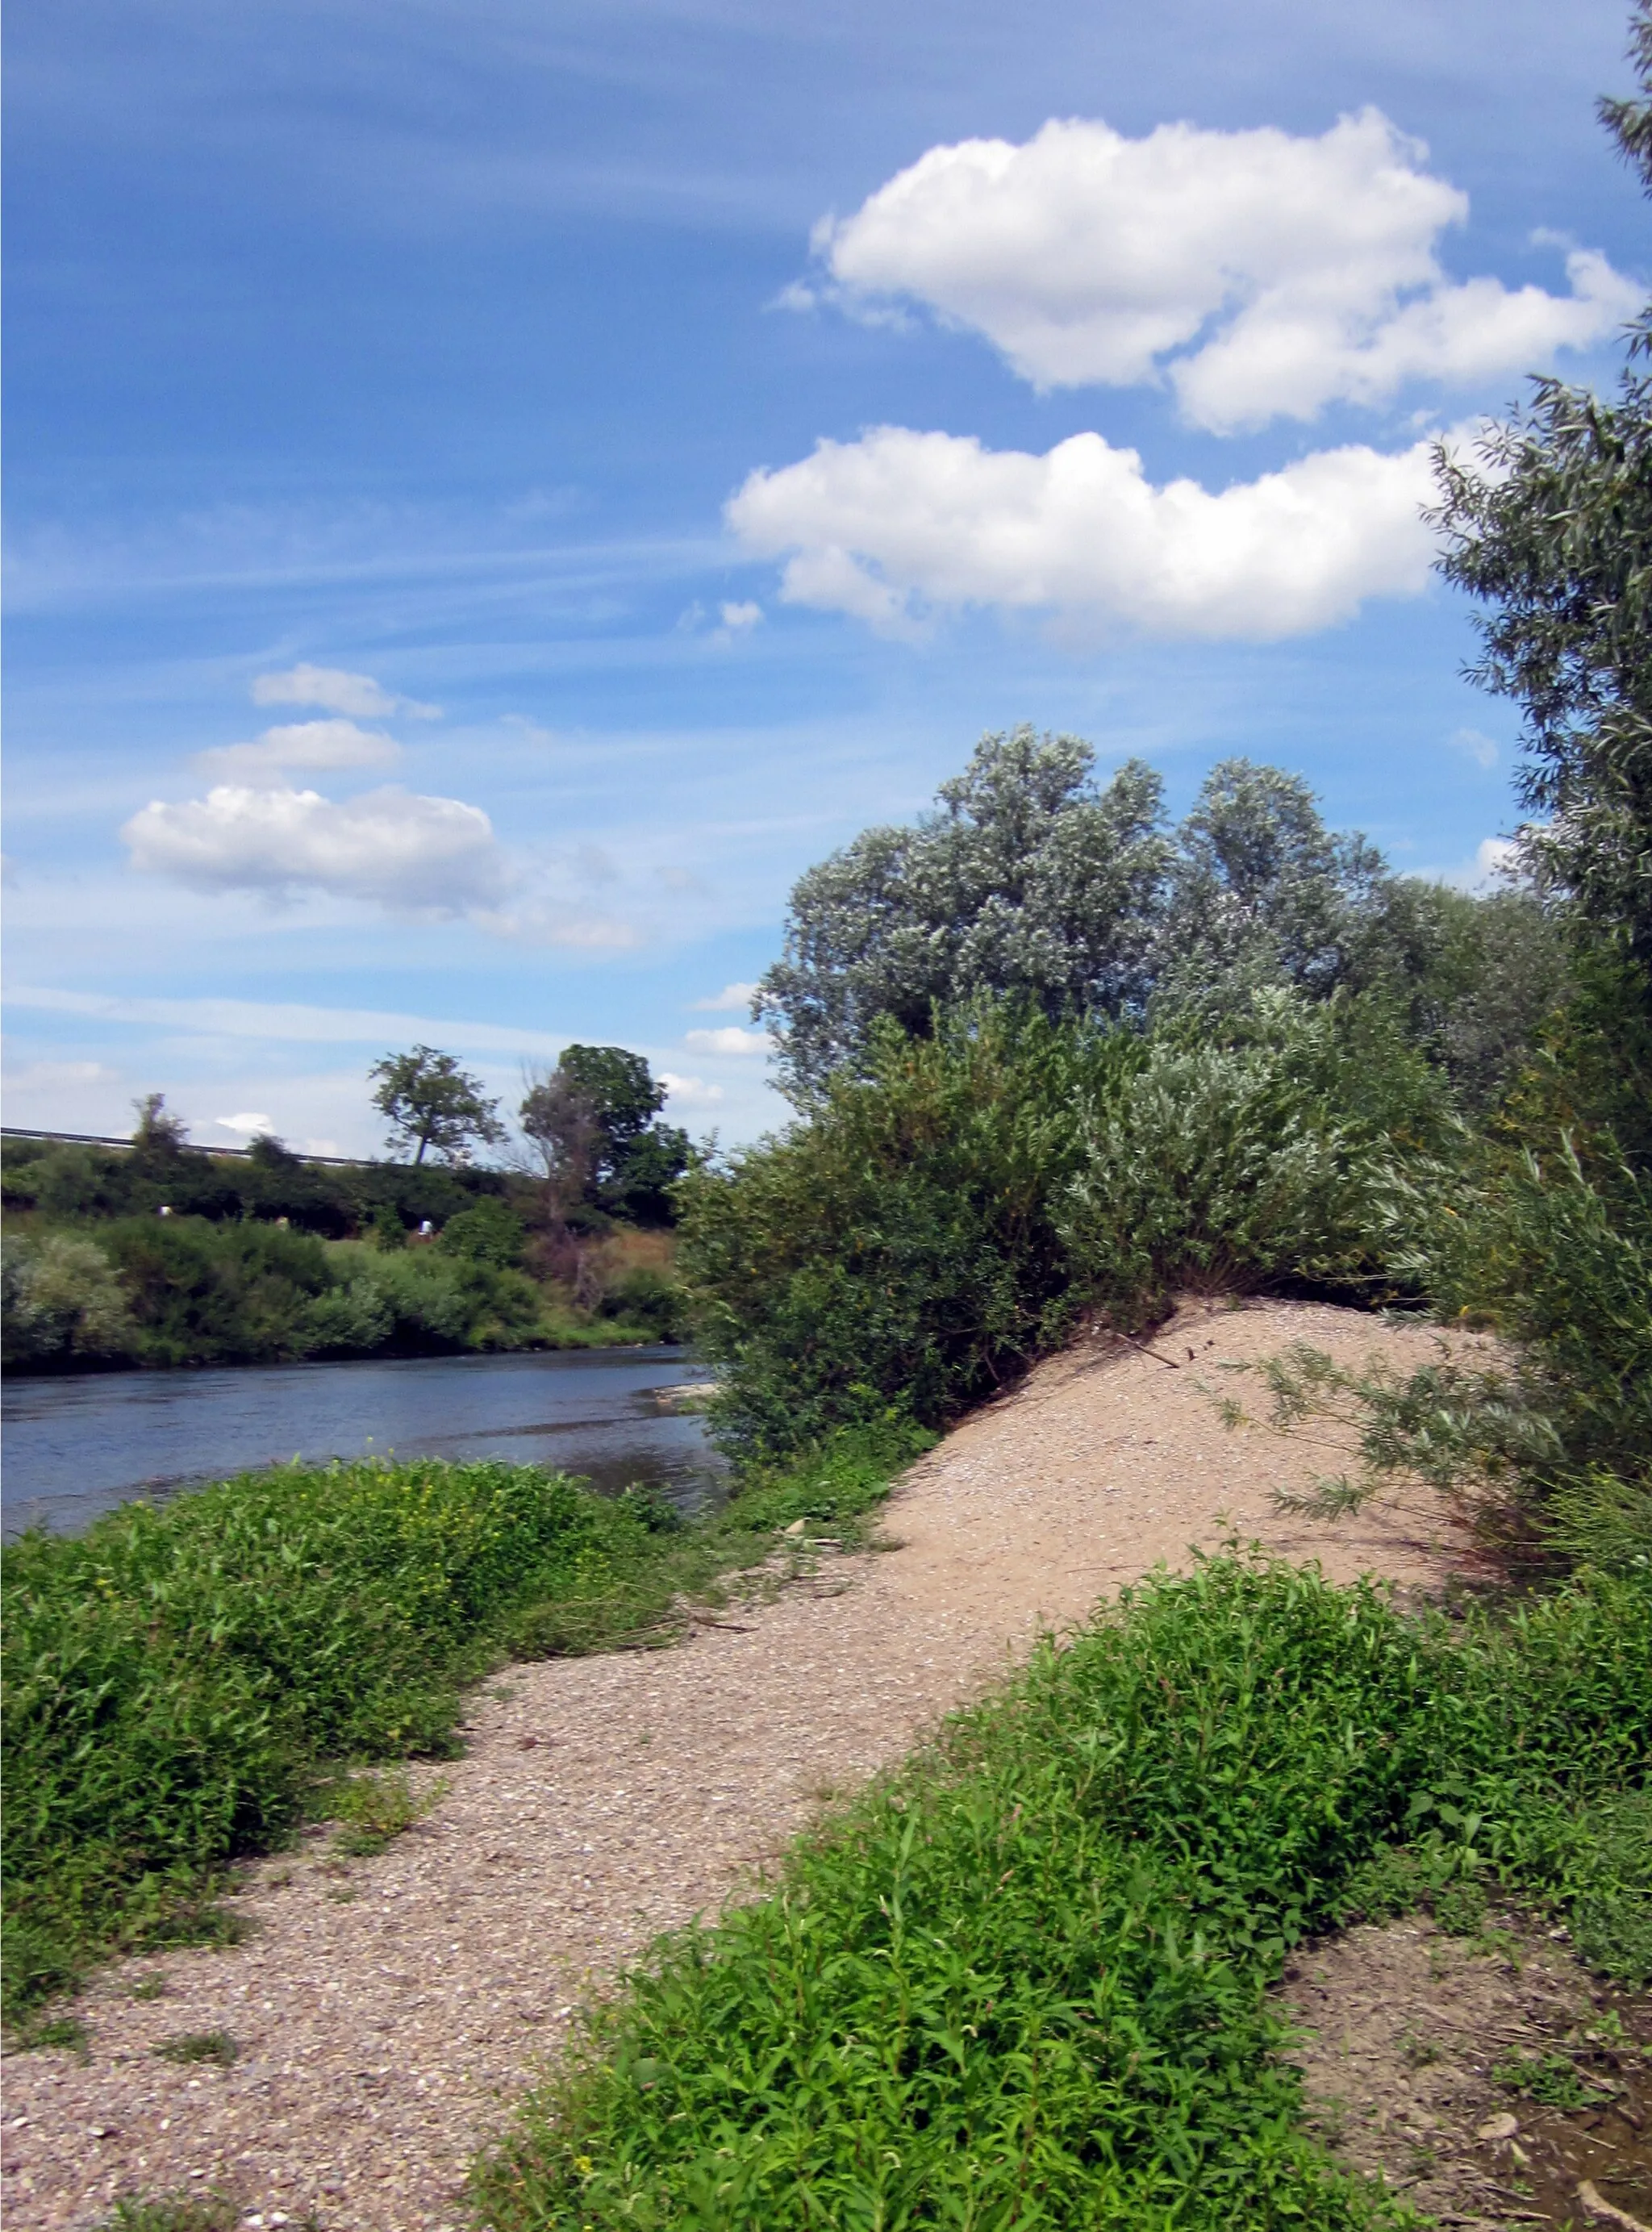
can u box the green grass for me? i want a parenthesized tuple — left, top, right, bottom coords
(470, 1556, 1651, 2232)
(1, 1423, 928, 2026)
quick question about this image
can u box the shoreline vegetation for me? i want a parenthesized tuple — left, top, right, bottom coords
(1, 1042, 699, 1375)
(0, 1424, 930, 2035)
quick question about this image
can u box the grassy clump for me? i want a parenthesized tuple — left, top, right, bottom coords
(473, 1556, 1650, 2232)
(2, 1427, 924, 2026)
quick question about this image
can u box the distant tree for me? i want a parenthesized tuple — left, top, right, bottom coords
(131, 1092, 188, 1160)
(246, 1133, 302, 1172)
(369, 1045, 507, 1166)
(519, 1045, 690, 1224)
(755, 727, 1173, 1092)
(1429, 2, 1652, 975)
(519, 1067, 602, 1210)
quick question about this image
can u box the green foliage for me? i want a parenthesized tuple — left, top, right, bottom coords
(2, 1426, 920, 2024)
(101, 1216, 335, 1367)
(521, 1046, 691, 1225)
(474, 1558, 1652, 2232)
(756, 729, 1174, 1091)
(1429, 12, 1651, 971)
(679, 993, 1447, 1462)
(323, 1770, 432, 1857)
(369, 1044, 507, 1166)
(2, 1457, 682, 2019)
(678, 1003, 1110, 1459)
(2, 1233, 136, 1364)
(599, 1266, 690, 1339)
(94, 2196, 240, 2232)
(1058, 993, 1454, 1325)
(437, 1197, 528, 1268)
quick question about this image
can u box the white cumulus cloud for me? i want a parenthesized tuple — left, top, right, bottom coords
(122, 784, 509, 911)
(728, 425, 1437, 641)
(683, 1026, 774, 1057)
(690, 982, 760, 1012)
(215, 1111, 273, 1136)
(252, 664, 440, 720)
(719, 600, 763, 631)
(658, 1071, 726, 1107)
(809, 111, 1637, 430)
(194, 719, 401, 786)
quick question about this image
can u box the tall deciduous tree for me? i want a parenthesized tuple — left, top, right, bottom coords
(755, 727, 1172, 1092)
(1430, 2, 1652, 974)
(519, 1045, 690, 1224)
(369, 1045, 506, 1165)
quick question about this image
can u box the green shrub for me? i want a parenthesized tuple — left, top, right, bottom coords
(1, 1233, 136, 1365)
(475, 1558, 1652, 2232)
(97, 1216, 332, 1367)
(599, 1266, 689, 1339)
(1058, 991, 1453, 1325)
(678, 1003, 1114, 1459)
(436, 1198, 528, 1268)
(1, 1458, 674, 2018)
(679, 993, 1450, 1462)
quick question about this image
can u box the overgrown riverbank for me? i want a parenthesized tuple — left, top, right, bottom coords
(0, 1426, 928, 2032)
(474, 1556, 1652, 2232)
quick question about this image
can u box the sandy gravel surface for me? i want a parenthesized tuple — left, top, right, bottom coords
(4, 1299, 1475, 2232)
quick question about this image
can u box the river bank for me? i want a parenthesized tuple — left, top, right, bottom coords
(2, 1296, 1496, 2232)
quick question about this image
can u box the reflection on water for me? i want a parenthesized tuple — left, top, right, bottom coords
(1, 1346, 727, 1538)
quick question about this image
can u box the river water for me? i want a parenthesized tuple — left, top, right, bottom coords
(1, 1346, 726, 1538)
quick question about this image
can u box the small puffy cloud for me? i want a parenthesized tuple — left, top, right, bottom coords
(729, 425, 1437, 642)
(215, 1111, 273, 1136)
(1450, 726, 1500, 770)
(691, 981, 760, 1012)
(719, 600, 763, 631)
(194, 719, 401, 786)
(252, 663, 440, 720)
(684, 1025, 774, 1057)
(658, 1071, 726, 1107)
(122, 784, 510, 910)
(810, 111, 1637, 430)
(1437, 834, 1521, 891)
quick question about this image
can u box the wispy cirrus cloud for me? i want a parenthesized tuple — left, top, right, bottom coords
(251, 663, 441, 719)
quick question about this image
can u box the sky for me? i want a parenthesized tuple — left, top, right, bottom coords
(4, 0, 1647, 1158)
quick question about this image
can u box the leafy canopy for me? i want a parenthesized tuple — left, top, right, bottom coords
(369, 1045, 507, 1166)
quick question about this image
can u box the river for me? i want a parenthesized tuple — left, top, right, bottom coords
(1, 1345, 726, 1538)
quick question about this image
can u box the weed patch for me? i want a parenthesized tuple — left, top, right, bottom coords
(473, 1556, 1650, 2232)
(2, 1425, 925, 2027)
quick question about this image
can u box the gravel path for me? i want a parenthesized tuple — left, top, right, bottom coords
(3, 1300, 1476, 2231)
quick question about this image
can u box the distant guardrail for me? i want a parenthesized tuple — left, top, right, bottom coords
(1, 1126, 373, 1170)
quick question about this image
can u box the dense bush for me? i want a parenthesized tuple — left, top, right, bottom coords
(1, 1233, 136, 1365)
(678, 992, 1449, 1460)
(1059, 992, 1454, 1326)
(100, 1217, 335, 1367)
(476, 1557, 1652, 2232)
(678, 1003, 1112, 1459)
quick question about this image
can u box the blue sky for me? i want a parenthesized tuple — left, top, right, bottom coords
(5, 0, 1647, 1156)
